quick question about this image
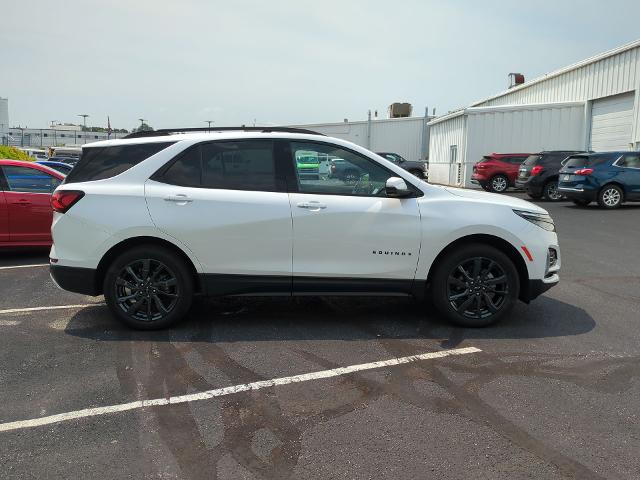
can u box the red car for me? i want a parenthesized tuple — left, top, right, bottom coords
(471, 153, 531, 193)
(0, 159, 65, 248)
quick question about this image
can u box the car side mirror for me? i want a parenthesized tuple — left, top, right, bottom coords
(385, 177, 412, 198)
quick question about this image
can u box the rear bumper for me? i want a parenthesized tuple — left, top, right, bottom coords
(50, 265, 101, 296)
(558, 186, 598, 201)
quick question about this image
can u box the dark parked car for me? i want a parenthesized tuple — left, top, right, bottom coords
(471, 153, 531, 193)
(36, 160, 73, 175)
(515, 150, 586, 201)
(50, 156, 80, 167)
(558, 151, 640, 208)
(329, 158, 363, 183)
(376, 152, 428, 179)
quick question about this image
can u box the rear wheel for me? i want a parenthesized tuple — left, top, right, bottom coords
(104, 245, 194, 329)
(431, 244, 519, 327)
(543, 180, 563, 201)
(488, 175, 508, 193)
(598, 184, 623, 209)
(572, 199, 591, 207)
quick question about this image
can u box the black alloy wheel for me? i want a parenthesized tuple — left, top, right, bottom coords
(114, 259, 179, 322)
(104, 245, 193, 329)
(431, 244, 519, 327)
(447, 257, 509, 320)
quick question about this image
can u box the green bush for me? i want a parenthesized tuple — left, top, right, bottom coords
(0, 146, 33, 161)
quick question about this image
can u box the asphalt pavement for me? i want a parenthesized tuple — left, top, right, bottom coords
(0, 194, 639, 479)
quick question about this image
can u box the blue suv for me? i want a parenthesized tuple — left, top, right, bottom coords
(558, 152, 640, 208)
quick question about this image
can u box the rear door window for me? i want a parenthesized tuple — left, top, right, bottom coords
(65, 142, 175, 183)
(618, 154, 640, 168)
(158, 140, 278, 192)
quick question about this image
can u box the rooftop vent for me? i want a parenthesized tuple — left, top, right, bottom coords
(388, 102, 412, 118)
(508, 73, 525, 89)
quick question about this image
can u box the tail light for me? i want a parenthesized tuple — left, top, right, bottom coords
(51, 190, 84, 213)
(574, 168, 593, 176)
(530, 165, 544, 176)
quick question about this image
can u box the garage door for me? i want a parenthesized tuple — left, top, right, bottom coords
(590, 92, 635, 152)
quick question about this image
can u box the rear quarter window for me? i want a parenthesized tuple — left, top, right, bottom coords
(523, 155, 540, 166)
(64, 142, 175, 183)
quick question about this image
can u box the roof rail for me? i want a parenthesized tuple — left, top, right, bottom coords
(124, 126, 325, 139)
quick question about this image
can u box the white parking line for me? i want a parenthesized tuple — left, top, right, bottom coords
(0, 304, 104, 315)
(0, 346, 481, 433)
(0, 320, 21, 326)
(0, 264, 49, 271)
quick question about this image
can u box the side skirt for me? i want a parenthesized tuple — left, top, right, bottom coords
(200, 274, 421, 298)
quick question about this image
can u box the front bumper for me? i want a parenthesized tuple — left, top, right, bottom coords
(50, 264, 101, 296)
(526, 274, 559, 301)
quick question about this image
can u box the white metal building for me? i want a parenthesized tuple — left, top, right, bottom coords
(428, 39, 640, 187)
(292, 115, 433, 161)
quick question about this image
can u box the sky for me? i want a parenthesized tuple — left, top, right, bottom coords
(2, 0, 640, 131)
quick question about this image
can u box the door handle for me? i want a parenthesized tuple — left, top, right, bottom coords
(13, 199, 32, 206)
(164, 194, 193, 204)
(297, 201, 327, 210)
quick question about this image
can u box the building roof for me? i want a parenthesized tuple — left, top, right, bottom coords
(469, 38, 640, 107)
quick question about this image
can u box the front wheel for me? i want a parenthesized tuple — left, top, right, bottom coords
(431, 244, 520, 327)
(104, 245, 194, 329)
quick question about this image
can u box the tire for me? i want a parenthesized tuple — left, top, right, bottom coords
(572, 199, 591, 207)
(488, 175, 508, 193)
(431, 244, 520, 327)
(103, 245, 194, 330)
(597, 184, 623, 209)
(527, 192, 543, 200)
(543, 180, 563, 201)
(409, 169, 424, 179)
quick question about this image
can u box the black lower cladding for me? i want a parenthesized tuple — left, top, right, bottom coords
(527, 277, 559, 301)
(200, 274, 415, 296)
(50, 265, 100, 296)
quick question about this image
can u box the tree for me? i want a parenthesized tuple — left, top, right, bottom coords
(132, 122, 153, 133)
(0, 146, 33, 161)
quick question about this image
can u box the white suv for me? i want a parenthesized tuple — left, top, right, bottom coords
(49, 128, 560, 329)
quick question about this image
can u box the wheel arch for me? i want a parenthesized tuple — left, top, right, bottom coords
(95, 236, 202, 295)
(425, 234, 531, 303)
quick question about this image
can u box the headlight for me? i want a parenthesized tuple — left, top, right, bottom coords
(513, 209, 556, 232)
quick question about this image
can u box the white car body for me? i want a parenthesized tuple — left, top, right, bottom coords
(49, 130, 560, 327)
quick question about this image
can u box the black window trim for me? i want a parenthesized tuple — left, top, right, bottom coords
(151, 138, 287, 193)
(0, 167, 8, 191)
(283, 139, 423, 198)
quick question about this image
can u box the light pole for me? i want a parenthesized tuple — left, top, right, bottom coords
(138, 118, 146, 131)
(78, 114, 89, 142)
(205, 120, 214, 131)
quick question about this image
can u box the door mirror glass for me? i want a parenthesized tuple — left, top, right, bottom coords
(385, 177, 411, 198)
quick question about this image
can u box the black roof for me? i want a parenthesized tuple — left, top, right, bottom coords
(124, 126, 325, 139)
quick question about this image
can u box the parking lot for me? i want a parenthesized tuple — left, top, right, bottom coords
(0, 193, 638, 480)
